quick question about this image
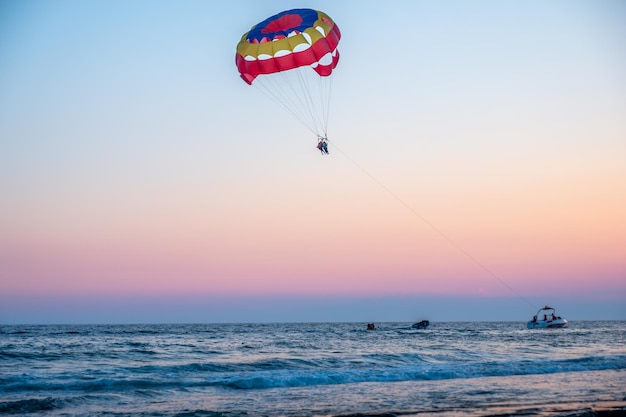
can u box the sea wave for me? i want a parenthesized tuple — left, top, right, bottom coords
(0, 397, 62, 414)
(2, 354, 624, 393)
(218, 354, 626, 389)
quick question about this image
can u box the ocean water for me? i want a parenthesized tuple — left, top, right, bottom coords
(1, 321, 625, 416)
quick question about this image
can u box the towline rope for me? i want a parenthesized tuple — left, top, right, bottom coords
(326, 138, 535, 309)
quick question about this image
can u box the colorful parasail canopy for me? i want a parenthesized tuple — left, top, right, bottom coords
(236, 8, 341, 85)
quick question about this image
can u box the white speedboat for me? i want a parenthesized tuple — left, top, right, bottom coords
(527, 306, 568, 329)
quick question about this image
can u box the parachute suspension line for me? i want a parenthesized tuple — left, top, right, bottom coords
(295, 68, 323, 136)
(294, 67, 330, 137)
(305, 72, 331, 138)
(279, 68, 317, 132)
(253, 72, 318, 137)
(327, 139, 536, 309)
(318, 72, 332, 137)
(321, 75, 333, 138)
(252, 68, 332, 138)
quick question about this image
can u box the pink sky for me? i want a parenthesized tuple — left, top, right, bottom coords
(2, 157, 624, 301)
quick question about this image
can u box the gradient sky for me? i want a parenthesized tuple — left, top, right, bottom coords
(1, 0, 625, 324)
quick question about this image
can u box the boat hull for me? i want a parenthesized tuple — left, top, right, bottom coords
(527, 318, 568, 329)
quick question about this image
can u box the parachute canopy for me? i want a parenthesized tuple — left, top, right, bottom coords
(235, 9, 341, 138)
(236, 8, 341, 85)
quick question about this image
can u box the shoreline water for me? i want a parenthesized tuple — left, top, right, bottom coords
(1, 321, 625, 416)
